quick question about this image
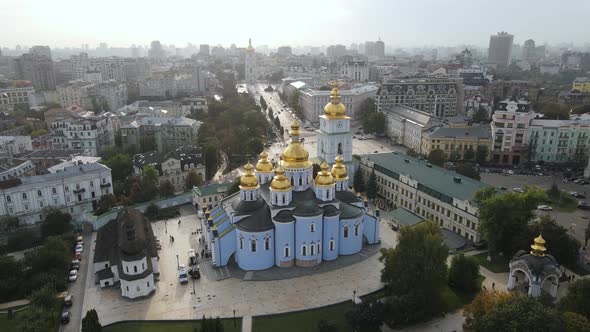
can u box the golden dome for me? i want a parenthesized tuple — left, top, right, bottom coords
(530, 234, 547, 256)
(331, 155, 348, 180)
(323, 82, 347, 119)
(315, 162, 335, 186)
(239, 163, 259, 189)
(255, 151, 274, 172)
(246, 38, 255, 53)
(270, 166, 292, 191)
(281, 120, 311, 168)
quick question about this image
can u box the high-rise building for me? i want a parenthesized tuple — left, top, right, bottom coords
(488, 31, 514, 67)
(327, 44, 347, 58)
(29, 45, 52, 59)
(277, 46, 292, 57)
(148, 40, 166, 60)
(70, 53, 126, 82)
(375, 38, 385, 57)
(14, 53, 56, 91)
(245, 38, 258, 83)
(199, 44, 210, 56)
(364, 41, 376, 56)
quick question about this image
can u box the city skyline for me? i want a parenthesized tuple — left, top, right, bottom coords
(2, 0, 590, 49)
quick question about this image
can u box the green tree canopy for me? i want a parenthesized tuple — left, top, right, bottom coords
(353, 169, 365, 193)
(102, 153, 133, 182)
(455, 163, 481, 180)
(160, 180, 175, 197)
(464, 147, 475, 161)
(40, 209, 72, 237)
(366, 169, 377, 200)
(448, 254, 481, 293)
(563, 311, 590, 332)
(95, 193, 117, 215)
(472, 107, 489, 123)
(141, 165, 159, 201)
(427, 149, 447, 166)
(475, 145, 488, 164)
(345, 301, 384, 332)
(379, 221, 448, 295)
(184, 171, 203, 191)
(559, 279, 590, 319)
(82, 309, 102, 332)
(540, 102, 570, 120)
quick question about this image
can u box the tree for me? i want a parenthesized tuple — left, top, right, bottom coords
(0, 255, 23, 301)
(406, 149, 419, 157)
(317, 320, 339, 332)
(197, 315, 224, 332)
(448, 254, 480, 293)
(145, 203, 159, 220)
(563, 312, 590, 332)
(455, 163, 481, 180)
(312, 163, 321, 178)
(185, 171, 203, 191)
(385, 287, 444, 326)
(259, 96, 267, 110)
(41, 209, 72, 237)
(524, 214, 580, 266)
(95, 193, 117, 215)
(573, 105, 590, 115)
(359, 97, 376, 116)
(102, 153, 133, 182)
(559, 279, 590, 319)
(464, 147, 475, 161)
(82, 309, 102, 332)
(464, 291, 518, 330)
(379, 221, 448, 295)
(18, 305, 57, 332)
(353, 169, 365, 193)
(345, 301, 384, 332)
(141, 165, 159, 201)
(427, 149, 446, 166)
(30, 129, 48, 138)
(585, 220, 590, 247)
(29, 285, 57, 311)
(0, 216, 19, 232)
(366, 170, 377, 200)
(472, 107, 489, 123)
(475, 187, 547, 258)
(466, 295, 563, 331)
(160, 180, 175, 197)
(139, 135, 157, 153)
(540, 102, 570, 120)
(475, 145, 489, 165)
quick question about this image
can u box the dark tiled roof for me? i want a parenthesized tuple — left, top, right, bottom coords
(335, 191, 361, 204)
(133, 145, 203, 172)
(339, 201, 363, 219)
(235, 204, 274, 232)
(233, 197, 266, 216)
(274, 210, 295, 223)
(96, 268, 114, 280)
(322, 204, 340, 217)
(94, 218, 118, 263)
(426, 126, 491, 140)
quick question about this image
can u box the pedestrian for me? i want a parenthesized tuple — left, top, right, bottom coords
(171, 236, 175, 242)
(492, 282, 495, 290)
(178, 219, 181, 225)
(483, 285, 487, 291)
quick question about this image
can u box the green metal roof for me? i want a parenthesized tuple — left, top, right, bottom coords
(387, 208, 424, 227)
(219, 225, 235, 238)
(193, 181, 235, 197)
(361, 152, 490, 204)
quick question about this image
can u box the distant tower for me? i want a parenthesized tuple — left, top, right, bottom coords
(245, 38, 256, 83)
(316, 82, 353, 179)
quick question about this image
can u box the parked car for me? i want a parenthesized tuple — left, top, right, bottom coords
(75, 244, 83, 253)
(188, 249, 198, 266)
(513, 187, 525, 193)
(578, 201, 590, 210)
(570, 192, 587, 199)
(61, 311, 70, 324)
(507, 170, 514, 175)
(537, 205, 553, 211)
(68, 270, 78, 282)
(71, 259, 80, 270)
(189, 266, 201, 279)
(64, 294, 73, 307)
(178, 264, 189, 284)
(74, 252, 82, 261)
(498, 186, 508, 191)
(76, 236, 83, 245)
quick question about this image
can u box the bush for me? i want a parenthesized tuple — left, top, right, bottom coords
(449, 254, 481, 293)
(385, 288, 444, 327)
(1, 229, 42, 254)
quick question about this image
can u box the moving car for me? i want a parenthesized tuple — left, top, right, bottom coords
(61, 311, 70, 324)
(570, 192, 586, 199)
(64, 294, 73, 307)
(537, 205, 553, 211)
(178, 264, 189, 284)
(513, 187, 525, 193)
(68, 270, 78, 282)
(189, 266, 201, 279)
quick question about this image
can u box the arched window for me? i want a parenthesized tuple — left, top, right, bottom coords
(299, 177, 302, 186)
(37, 190, 42, 197)
(343, 226, 349, 238)
(310, 223, 315, 232)
(251, 239, 257, 252)
(310, 244, 315, 255)
(326, 190, 330, 200)
(338, 143, 342, 155)
(22, 193, 27, 200)
(239, 237, 243, 249)
(302, 244, 307, 256)
(6, 195, 10, 203)
(329, 240, 335, 251)
(317, 242, 321, 254)
(250, 192, 253, 200)
(284, 246, 290, 257)
(354, 224, 359, 236)
(275, 195, 278, 204)
(134, 266, 137, 273)
(265, 238, 270, 250)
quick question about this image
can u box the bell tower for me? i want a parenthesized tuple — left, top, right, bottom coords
(316, 82, 353, 179)
(245, 38, 256, 83)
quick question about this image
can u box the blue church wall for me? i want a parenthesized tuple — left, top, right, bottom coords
(273, 220, 295, 267)
(322, 216, 340, 261)
(212, 228, 237, 267)
(294, 215, 323, 266)
(362, 214, 380, 244)
(339, 217, 363, 255)
(236, 228, 275, 271)
(284, 167, 313, 192)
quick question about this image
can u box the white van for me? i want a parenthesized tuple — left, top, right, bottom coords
(188, 249, 198, 266)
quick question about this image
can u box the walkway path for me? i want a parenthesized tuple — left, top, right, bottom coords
(0, 299, 29, 310)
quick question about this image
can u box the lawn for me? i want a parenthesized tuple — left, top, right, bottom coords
(472, 252, 510, 273)
(0, 312, 21, 332)
(252, 301, 354, 332)
(103, 319, 242, 332)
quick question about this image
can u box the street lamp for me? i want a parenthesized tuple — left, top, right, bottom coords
(176, 254, 179, 268)
(353, 290, 356, 304)
(165, 220, 168, 234)
(233, 308, 236, 327)
(192, 276, 196, 295)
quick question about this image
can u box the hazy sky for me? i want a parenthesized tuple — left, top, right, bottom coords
(1, 0, 589, 49)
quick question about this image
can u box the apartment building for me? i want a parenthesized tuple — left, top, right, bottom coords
(50, 116, 116, 156)
(421, 126, 491, 160)
(121, 116, 200, 153)
(528, 119, 590, 164)
(0, 81, 35, 110)
(358, 152, 490, 242)
(490, 98, 536, 165)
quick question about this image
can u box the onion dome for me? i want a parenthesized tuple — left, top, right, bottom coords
(239, 163, 259, 189)
(530, 234, 547, 257)
(331, 155, 348, 180)
(281, 120, 311, 168)
(323, 82, 347, 119)
(270, 166, 291, 191)
(255, 151, 273, 172)
(315, 161, 335, 186)
(246, 38, 255, 53)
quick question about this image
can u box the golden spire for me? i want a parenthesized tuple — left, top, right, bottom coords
(205, 207, 211, 215)
(315, 161, 335, 186)
(255, 151, 273, 172)
(270, 166, 291, 191)
(281, 120, 310, 168)
(530, 234, 547, 257)
(246, 38, 255, 52)
(239, 162, 259, 189)
(331, 155, 348, 180)
(323, 81, 347, 119)
(208, 214, 213, 221)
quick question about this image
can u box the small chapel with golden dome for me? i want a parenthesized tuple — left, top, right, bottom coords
(204, 85, 381, 271)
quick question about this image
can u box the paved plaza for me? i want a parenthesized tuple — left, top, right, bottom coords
(82, 204, 398, 326)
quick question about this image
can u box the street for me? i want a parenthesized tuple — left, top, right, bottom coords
(60, 233, 92, 332)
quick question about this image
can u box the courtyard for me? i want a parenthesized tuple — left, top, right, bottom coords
(81, 204, 398, 326)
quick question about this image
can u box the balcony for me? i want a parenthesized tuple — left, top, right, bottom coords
(73, 188, 85, 194)
(100, 182, 111, 188)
